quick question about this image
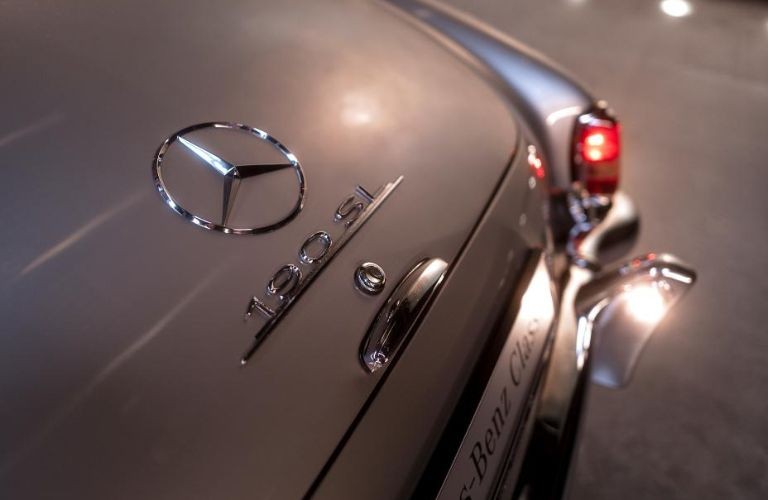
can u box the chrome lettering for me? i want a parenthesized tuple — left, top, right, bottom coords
(240, 176, 404, 365)
(266, 264, 302, 300)
(299, 231, 332, 265)
(244, 296, 276, 320)
(335, 195, 364, 227)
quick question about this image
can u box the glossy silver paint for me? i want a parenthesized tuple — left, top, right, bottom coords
(0, 1, 697, 499)
(388, 0, 594, 191)
(313, 137, 549, 499)
(0, 0, 518, 497)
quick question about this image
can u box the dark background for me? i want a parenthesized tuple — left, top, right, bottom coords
(444, 0, 768, 498)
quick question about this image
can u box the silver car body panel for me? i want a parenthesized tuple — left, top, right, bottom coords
(312, 137, 551, 499)
(387, 0, 595, 191)
(0, 0, 519, 497)
(0, 0, 651, 497)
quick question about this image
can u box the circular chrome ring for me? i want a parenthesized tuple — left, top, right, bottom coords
(152, 122, 306, 235)
(355, 262, 386, 295)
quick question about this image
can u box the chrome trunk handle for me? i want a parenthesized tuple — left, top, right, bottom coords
(360, 258, 448, 373)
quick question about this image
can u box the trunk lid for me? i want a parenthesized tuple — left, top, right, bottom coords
(0, 1, 517, 497)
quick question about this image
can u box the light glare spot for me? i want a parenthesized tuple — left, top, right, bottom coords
(625, 285, 667, 324)
(660, 0, 692, 18)
(586, 133, 605, 147)
(341, 92, 378, 126)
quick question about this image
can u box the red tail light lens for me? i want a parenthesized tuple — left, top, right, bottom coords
(573, 107, 621, 195)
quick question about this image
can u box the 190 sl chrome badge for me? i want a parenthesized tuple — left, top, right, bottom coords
(152, 122, 305, 234)
(241, 177, 403, 365)
(152, 122, 403, 364)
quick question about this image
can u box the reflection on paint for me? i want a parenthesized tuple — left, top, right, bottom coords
(660, 0, 692, 18)
(0, 113, 63, 149)
(0, 265, 226, 476)
(19, 191, 147, 277)
(546, 105, 582, 125)
(340, 91, 379, 126)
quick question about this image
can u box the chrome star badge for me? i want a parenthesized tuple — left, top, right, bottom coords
(152, 123, 405, 365)
(152, 122, 305, 234)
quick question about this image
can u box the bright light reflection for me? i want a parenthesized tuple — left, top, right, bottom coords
(546, 105, 582, 125)
(661, 267, 693, 284)
(586, 133, 605, 147)
(341, 92, 378, 126)
(625, 285, 667, 324)
(660, 0, 692, 18)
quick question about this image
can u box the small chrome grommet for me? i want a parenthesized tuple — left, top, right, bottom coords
(355, 262, 386, 295)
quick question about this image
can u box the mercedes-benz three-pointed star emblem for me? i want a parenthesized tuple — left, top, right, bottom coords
(152, 122, 306, 234)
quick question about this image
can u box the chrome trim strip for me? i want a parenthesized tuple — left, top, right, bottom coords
(240, 176, 404, 365)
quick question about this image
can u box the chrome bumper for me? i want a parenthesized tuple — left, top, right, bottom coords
(512, 191, 697, 499)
